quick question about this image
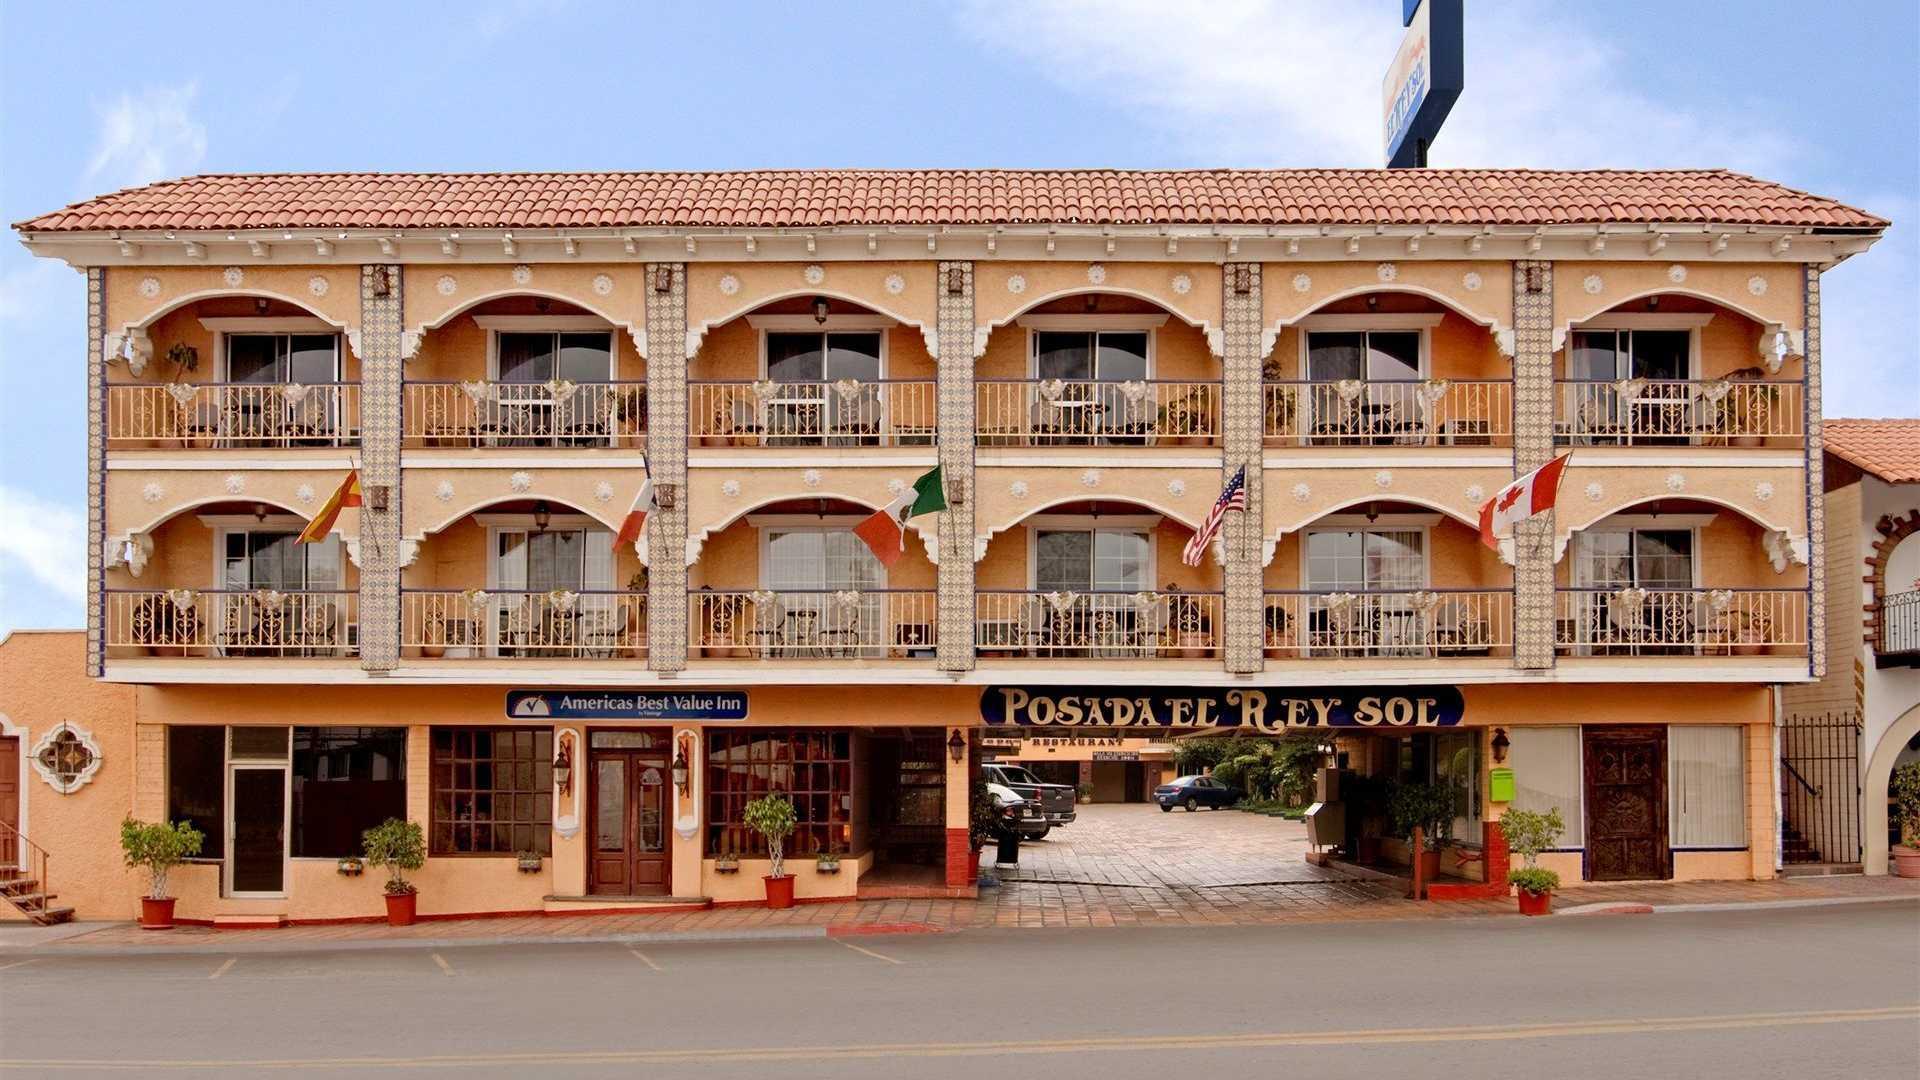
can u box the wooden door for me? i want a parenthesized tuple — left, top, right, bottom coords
(0, 736, 18, 867)
(589, 733, 671, 896)
(1584, 726, 1669, 881)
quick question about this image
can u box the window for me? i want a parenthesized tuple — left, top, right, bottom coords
(495, 528, 614, 593)
(496, 331, 613, 383)
(1435, 730, 1480, 844)
(227, 333, 340, 383)
(430, 728, 553, 856)
(1033, 529, 1150, 592)
(1669, 726, 1746, 848)
(706, 729, 851, 856)
(1569, 329, 1689, 382)
(1031, 331, 1148, 382)
(1305, 330, 1422, 382)
(1507, 727, 1583, 846)
(291, 728, 406, 858)
(223, 531, 341, 591)
(1574, 529, 1694, 590)
(1304, 528, 1427, 655)
(165, 727, 226, 860)
(765, 529, 886, 593)
(767, 332, 881, 384)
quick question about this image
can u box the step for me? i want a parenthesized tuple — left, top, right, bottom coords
(34, 907, 74, 926)
(0, 879, 41, 896)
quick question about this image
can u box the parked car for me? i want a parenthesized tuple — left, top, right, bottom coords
(983, 763, 1076, 838)
(1154, 775, 1242, 812)
(986, 781, 1031, 840)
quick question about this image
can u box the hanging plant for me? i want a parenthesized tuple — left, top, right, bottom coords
(161, 341, 199, 379)
(459, 380, 492, 405)
(164, 382, 198, 409)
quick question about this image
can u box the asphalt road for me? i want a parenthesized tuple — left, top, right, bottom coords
(2, 901, 1916, 1079)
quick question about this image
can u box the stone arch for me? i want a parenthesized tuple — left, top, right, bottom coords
(1267, 494, 1486, 568)
(406, 289, 647, 360)
(682, 492, 934, 568)
(119, 495, 314, 540)
(980, 287, 1221, 358)
(1867, 509, 1920, 647)
(1556, 287, 1800, 367)
(1864, 700, 1920, 875)
(1555, 494, 1804, 568)
(107, 290, 352, 368)
(407, 494, 619, 542)
(1267, 283, 1513, 358)
(686, 289, 936, 360)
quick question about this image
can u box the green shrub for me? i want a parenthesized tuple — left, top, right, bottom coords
(362, 818, 426, 896)
(1892, 762, 1920, 846)
(119, 817, 204, 900)
(1498, 807, 1566, 868)
(1388, 782, 1455, 851)
(1507, 866, 1560, 895)
(743, 795, 798, 877)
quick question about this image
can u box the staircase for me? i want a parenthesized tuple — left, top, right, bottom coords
(0, 822, 72, 925)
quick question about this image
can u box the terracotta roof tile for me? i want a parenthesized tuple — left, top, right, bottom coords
(11, 169, 1888, 233)
(1825, 419, 1920, 484)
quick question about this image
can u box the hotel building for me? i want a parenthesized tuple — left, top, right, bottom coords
(0, 169, 1889, 924)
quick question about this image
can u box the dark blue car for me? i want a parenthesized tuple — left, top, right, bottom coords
(1154, 775, 1242, 812)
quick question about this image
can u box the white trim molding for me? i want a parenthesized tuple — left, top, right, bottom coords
(1013, 313, 1170, 331)
(197, 316, 338, 334)
(1295, 313, 1445, 331)
(745, 314, 898, 331)
(1573, 313, 1716, 332)
(472, 315, 616, 331)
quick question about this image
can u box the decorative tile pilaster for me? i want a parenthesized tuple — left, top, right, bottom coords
(1221, 263, 1263, 673)
(936, 262, 977, 672)
(357, 265, 403, 671)
(1804, 266, 1825, 680)
(646, 264, 689, 673)
(1511, 260, 1556, 670)
(86, 269, 105, 677)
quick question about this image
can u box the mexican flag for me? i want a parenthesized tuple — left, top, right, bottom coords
(853, 466, 947, 568)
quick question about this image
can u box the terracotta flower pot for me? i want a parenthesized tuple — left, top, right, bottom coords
(763, 874, 796, 910)
(1516, 888, 1552, 916)
(1893, 845, 1920, 878)
(139, 896, 177, 930)
(1418, 849, 1442, 881)
(384, 890, 418, 927)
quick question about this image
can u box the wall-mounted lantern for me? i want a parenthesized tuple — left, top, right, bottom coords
(947, 729, 967, 764)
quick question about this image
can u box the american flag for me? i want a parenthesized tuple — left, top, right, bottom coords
(1183, 465, 1247, 567)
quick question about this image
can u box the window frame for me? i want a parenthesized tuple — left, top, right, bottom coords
(1507, 726, 1585, 850)
(1298, 523, 1433, 593)
(1023, 327, 1157, 381)
(705, 729, 853, 858)
(289, 726, 408, 861)
(166, 725, 228, 864)
(1572, 521, 1704, 591)
(757, 524, 891, 593)
(754, 326, 890, 384)
(1562, 314, 1713, 383)
(1025, 522, 1158, 593)
(212, 526, 343, 592)
(428, 727, 555, 858)
(202, 318, 344, 384)
(1668, 725, 1748, 851)
(477, 316, 618, 383)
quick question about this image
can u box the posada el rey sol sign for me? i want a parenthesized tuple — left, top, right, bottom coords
(981, 685, 1464, 733)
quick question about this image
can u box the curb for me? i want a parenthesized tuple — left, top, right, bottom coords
(1553, 894, 1919, 918)
(1555, 902, 1655, 917)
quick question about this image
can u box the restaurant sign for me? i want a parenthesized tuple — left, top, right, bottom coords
(507, 690, 748, 721)
(981, 685, 1463, 733)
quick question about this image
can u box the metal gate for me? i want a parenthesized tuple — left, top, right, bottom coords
(1779, 713, 1862, 866)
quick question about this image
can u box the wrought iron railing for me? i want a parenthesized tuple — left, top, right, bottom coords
(1881, 590, 1920, 656)
(106, 382, 360, 448)
(975, 379, 1222, 446)
(1554, 379, 1804, 446)
(689, 380, 935, 447)
(1555, 588, 1807, 656)
(1260, 589, 1512, 658)
(1262, 380, 1511, 447)
(0, 820, 49, 918)
(401, 590, 647, 658)
(403, 380, 647, 448)
(105, 589, 358, 656)
(974, 590, 1222, 659)
(691, 589, 936, 659)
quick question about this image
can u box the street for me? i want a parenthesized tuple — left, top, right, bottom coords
(2, 900, 1914, 1078)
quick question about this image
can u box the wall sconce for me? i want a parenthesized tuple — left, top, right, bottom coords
(370, 266, 391, 297)
(654, 483, 677, 510)
(653, 266, 673, 294)
(812, 297, 831, 325)
(945, 266, 965, 295)
(947, 729, 967, 764)
(1365, 294, 1379, 310)
(948, 478, 966, 508)
(553, 736, 574, 797)
(252, 502, 269, 523)
(1524, 265, 1545, 294)
(532, 500, 551, 533)
(1233, 265, 1252, 295)
(254, 297, 271, 315)
(671, 743, 690, 794)
(365, 484, 391, 514)
(1491, 728, 1510, 764)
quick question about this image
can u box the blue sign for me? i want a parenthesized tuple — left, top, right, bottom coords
(981, 685, 1464, 733)
(1382, 0, 1463, 168)
(506, 690, 748, 721)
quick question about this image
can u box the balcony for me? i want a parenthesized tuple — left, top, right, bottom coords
(105, 589, 358, 657)
(1260, 589, 1512, 658)
(1554, 380, 1803, 447)
(403, 381, 647, 449)
(692, 589, 936, 660)
(975, 380, 1221, 447)
(974, 590, 1222, 660)
(106, 383, 360, 449)
(1262, 380, 1511, 447)
(401, 590, 646, 658)
(1878, 590, 1920, 668)
(1555, 588, 1806, 657)
(690, 380, 935, 448)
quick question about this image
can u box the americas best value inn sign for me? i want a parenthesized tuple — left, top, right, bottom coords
(981, 686, 1464, 733)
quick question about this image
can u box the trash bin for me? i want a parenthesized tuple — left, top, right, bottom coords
(995, 828, 1020, 865)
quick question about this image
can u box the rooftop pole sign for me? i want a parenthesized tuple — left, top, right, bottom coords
(1382, 0, 1464, 168)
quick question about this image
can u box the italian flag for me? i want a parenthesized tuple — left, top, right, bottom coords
(613, 476, 656, 552)
(296, 470, 362, 544)
(853, 466, 947, 568)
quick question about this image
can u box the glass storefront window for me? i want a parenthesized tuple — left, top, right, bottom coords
(1670, 726, 1746, 848)
(1507, 727, 1583, 847)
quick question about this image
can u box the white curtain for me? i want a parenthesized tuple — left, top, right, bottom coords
(1669, 726, 1746, 848)
(1508, 727, 1583, 847)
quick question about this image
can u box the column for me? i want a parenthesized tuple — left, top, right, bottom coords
(943, 726, 973, 888)
(1803, 266, 1825, 679)
(936, 261, 977, 673)
(1511, 260, 1556, 670)
(646, 263, 690, 673)
(85, 269, 106, 676)
(1221, 263, 1265, 674)
(357, 265, 403, 672)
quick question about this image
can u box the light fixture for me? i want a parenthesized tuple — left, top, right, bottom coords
(654, 484, 677, 510)
(1364, 502, 1380, 524)
(1233, 265, 1253, 295)
(1647, 295, 1660, 310)
(252, 502, 269, 522)
(946, 266, 965, 295)
(553, 736, 573, 797)
(670, 746, 690, 793)
(1525, 265, 1545, 294)
(254, 297, 270, 315)
(1365, 295, 1379, 311)
(812, 297, 830, 325)
(653, 266, 673, 294)
(1083, 294, 1099, 311)
(947, 729, 967, 764)
(535, 297, 551, 313)
(370, 266, 391, 297)
(1491, 728, 1511, 764)
(366, 484, 391, 513)
(532, 500, 551, 533)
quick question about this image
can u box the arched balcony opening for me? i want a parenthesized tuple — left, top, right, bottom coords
(689, 297, 935, 449)
(103, 500, 356, 659)
(1555, 498, 1808, 658)
(687, 497, 937, 661)
(1262, 500, 1512, 661)
(976, 293, 1220, 449)
(404, 295, 647, 450)
(400, 497, 645, 660)
(975, 499, 1220, 661)
(1555, 293, 1804, 449)
(107, 295, 359, 450)
(1265, 290, 1511, 449)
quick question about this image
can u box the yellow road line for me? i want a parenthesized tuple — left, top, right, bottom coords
(834, 939, 903, 965)
(0, 959, 39, 974)
(208, 958, 237, 980)
(2, 1005, 1912, 1070)
(626, 946, 662, 972)
(429, 953, 454, 977)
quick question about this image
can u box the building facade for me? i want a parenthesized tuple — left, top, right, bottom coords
(2, 169, 1888, 923)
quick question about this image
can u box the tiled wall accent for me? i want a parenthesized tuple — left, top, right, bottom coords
(1804, 266, 1825, 679)
(1221, 263, 1263, 673)
(647, 264, 690, 672)
(936, 262, 977, 671)
(86, 269, 105, 677)
(1512, 260, 1556, 669)
(357, 265, 404, 670)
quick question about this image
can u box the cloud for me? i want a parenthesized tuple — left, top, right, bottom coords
(0, 485, 87, 617)
(83, 82, 208, 190)
(473, 0, 571, 43)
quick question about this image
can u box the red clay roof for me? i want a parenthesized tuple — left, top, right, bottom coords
(13, 169, 1888, 233)
(1826, 419, 1920, 484)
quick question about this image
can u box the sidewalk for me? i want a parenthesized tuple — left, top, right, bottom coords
(9, 873, 1915, 955)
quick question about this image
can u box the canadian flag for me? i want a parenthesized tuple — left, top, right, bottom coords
(613, 475, 656, 551)
(1478, 455, 1572, 551)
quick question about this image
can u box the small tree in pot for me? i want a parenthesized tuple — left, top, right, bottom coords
(1388, 782, 1455, 881)
(119, 817, 204, 929)
(743, 794, 798, 909)
(362, 818, 426, 926)
(1891, 762, 1920, 878)
(1499, 807, 1566, 915)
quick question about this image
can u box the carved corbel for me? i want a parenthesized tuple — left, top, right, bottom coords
(1494, 327, 1517, 358)
(103, 532, 155, 577)
(626, 324, 648, 360)
(972, 326, 990, 359)
(920, 325, 941, 361)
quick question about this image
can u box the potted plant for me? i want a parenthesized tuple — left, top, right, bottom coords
(362, 817, 426, 927)
(336, 856, 365, 877)
(1388, 782, 1455, 881)
(1166, 587, 1212, 658)
(815, 848, 841, 875)
(1715, 366, 1777, 448)
(1499, 807, 1566, 915)
(1158, 389, 1212, 447)
(743, 794, 798, 909)
(119, 817, 203, 930)
(516, 850, 543, 873)
(1076, 782, 1095, 805)
(1892, 762, 1920, 878)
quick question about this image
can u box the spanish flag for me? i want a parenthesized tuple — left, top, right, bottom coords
(297, 470, 362, 544)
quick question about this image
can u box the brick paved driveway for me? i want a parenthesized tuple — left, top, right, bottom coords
(990, 802, 1365, 888)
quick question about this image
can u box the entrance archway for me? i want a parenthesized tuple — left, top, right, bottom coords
(1864, 700, 1920, 874)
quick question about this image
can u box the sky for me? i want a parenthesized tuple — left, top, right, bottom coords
(1, 0, 1915, 633)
